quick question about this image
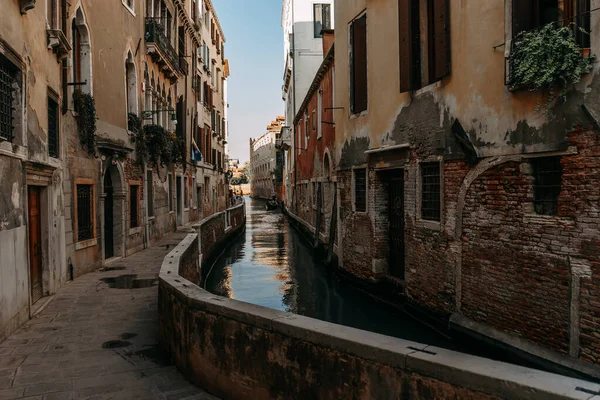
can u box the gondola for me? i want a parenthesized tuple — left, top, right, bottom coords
(265, 199, 278, 211)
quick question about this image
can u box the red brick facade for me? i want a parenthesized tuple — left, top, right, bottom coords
(292, 46, 336, 238)
(338, 130, 600, 365)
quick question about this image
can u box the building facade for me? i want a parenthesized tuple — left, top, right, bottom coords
(250, 117, 284, 200)
(0, 0, 69, 341)
(0, 0, 229, 342)
(332, 0, 600, 372)
(281, 0, 335, 210)
(292, 33, 335, 247)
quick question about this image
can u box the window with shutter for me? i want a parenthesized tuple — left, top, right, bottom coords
(512, 0, 589, 46)
(428, 0, 450, 82)
(314, 4, 332, 38)
(399, 0, 421, 92)
(350, 13, 367, 114)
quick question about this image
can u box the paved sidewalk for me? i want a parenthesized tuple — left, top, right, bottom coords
(0, 232, 217, 400)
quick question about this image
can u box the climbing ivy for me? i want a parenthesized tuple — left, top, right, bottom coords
(509, 23, 592, 112)
(74, 91, 97, 155)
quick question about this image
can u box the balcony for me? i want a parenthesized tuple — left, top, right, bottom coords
(47, 29, 71, 61)
(145, 18, 181, 78)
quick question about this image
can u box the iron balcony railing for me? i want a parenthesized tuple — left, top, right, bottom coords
(145, 18, 181, 74)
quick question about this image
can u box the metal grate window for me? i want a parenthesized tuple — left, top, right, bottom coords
(130, 185, 139, 228)
(354, 168, 367, 212)
(77, 184, 94, 241)
(533, 157, 562, 216)
(48, 96, 59, 158)
(421, 163, 441, 221)
(0, 55, 17, 141)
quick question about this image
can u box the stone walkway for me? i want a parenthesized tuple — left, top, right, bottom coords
(0, 232, 218, 400)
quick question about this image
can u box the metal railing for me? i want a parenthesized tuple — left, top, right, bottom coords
(145, 18, 181, 74)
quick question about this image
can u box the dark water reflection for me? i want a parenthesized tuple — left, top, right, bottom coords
(205, 197, 458, 349)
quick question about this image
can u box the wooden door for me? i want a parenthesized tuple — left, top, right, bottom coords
(388, 171, 405, 280)
(28, 187, 43, 303)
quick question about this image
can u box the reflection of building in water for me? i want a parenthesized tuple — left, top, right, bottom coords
(211, 266, 233, 299)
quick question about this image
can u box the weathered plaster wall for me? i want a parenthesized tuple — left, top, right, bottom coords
(0, 1, 68, 340)
(333, 0, 600, 164)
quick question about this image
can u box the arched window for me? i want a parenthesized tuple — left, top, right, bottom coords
(125, 51, 138, 115)
(71, 8, 91, 94)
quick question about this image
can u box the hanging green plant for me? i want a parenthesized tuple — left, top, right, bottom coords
(508, 23, 592, 112)
(145, 124, 168, 168)
(130, 123, 187, 172)
(74, 90, 97, 155)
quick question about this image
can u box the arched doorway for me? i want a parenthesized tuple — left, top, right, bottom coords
(103, 164, 125, 261)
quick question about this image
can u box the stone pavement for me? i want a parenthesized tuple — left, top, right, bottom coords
(0, 232, 218, 400)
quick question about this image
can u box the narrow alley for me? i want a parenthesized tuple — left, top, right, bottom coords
(0, 232, 215, 400)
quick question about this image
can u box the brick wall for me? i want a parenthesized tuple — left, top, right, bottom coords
(197, 203, 246, 282)
(405, 160, 468, 312)
(337, 130, 600, 366)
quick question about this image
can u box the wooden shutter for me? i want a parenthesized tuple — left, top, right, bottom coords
(429, 0, 450, 82)
(512, 0, 535, 37)
(399, 0, 412, 92)
(351, 14, 367, 114)
(323, 4, 331, 30)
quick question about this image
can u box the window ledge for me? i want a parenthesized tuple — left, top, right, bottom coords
(416, 219, 441, 231)
(169, 211, 175, 214)
(225, 226, 232, 233)
(148, 216, 156, 221)
(523, 213, 576, 225)
(349, 110, 368, 120)
(129, 227, 142, 236)
(121, 1, 136, 16)
(75, 238, 97, 251)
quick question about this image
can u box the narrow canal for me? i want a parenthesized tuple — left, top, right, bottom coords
(204, 198, 547, 370)
(205, 197, 461, 350)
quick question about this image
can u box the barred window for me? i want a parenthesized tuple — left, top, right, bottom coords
(130, 185, 140, 228)
(421, 163, 441, 221)
(0, 54, 18, 142)
(76, 184, 94, 241)
(533, 157, 562, 216)
(48, 96, 59, 158)
(354, 168, 367, 212)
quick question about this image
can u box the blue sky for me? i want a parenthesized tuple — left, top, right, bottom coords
(212, 0, 284, 164)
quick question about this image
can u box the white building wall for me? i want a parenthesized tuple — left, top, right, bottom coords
(282, 0, 334, 209)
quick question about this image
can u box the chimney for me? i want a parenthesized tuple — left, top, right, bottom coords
(322, 29, 334, 57)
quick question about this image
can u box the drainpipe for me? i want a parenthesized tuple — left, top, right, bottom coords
(291, 0, 298, 214)
(143, 162, 150, 248)
(61, 0, 68, 114)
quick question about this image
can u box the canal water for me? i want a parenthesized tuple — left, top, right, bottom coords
(205, 197, 459, 350)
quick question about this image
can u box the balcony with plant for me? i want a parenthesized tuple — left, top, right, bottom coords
(507, 23, 593, 112)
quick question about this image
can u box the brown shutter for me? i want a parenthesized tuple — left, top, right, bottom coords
(399, 0, 412, 92)
(351, 14, 367, 113)
(429, 0, 450, 83)
(512, 0, 535, 37)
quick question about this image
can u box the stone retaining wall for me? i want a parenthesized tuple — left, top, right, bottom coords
(158, 231, 600, 400)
